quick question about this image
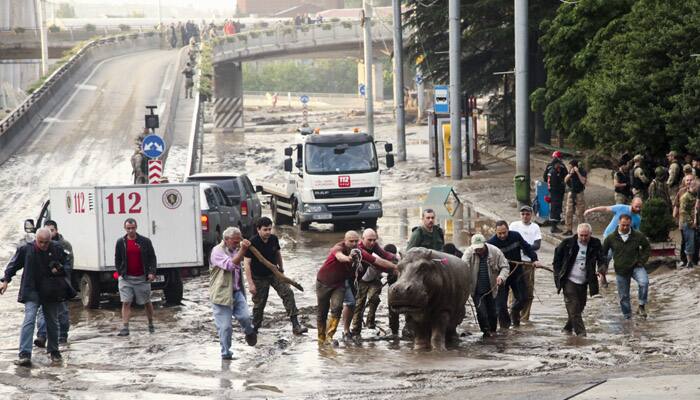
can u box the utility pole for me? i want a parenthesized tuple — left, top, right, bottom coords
(157, 0, 162, 27)
(35, 0, 48, 76)
(515, 0, 530, 200)
(392, 0, 406, 161)
(449, 0, 462, 180)
(362, 0, 375, 136)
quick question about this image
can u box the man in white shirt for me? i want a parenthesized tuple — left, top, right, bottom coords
(509, 205, 542, 321)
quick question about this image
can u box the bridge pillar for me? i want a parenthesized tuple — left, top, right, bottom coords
(213, 61, 244, 132)
(373, 61, 384, 108)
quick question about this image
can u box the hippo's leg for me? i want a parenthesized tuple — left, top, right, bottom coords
(413, 322, 431, 350)
(430, 312, 450, 351)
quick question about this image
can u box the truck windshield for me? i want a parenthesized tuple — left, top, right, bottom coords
(305, 142, 378, 174)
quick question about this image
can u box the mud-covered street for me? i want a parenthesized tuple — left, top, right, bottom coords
(2, 95, 700, 399)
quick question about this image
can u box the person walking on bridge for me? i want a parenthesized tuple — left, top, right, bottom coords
(182, 62, 195, 99)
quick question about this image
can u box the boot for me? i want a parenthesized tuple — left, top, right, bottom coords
(317, 322, 327, 344)
(365, 304, 378, 329)
(325, 316, 340, 344)
(510, 309, 521, 328)
(550, 223, 562, 234)
(291, 315, 308, 335)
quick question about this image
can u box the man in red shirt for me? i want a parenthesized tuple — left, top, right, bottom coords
(316, 230, 395, 345)
(114, 218, 157, 336)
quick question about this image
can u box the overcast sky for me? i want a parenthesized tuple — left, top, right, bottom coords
(69, 0, 237, 9)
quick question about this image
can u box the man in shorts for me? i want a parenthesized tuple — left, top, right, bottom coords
(114, 218, 157, 336)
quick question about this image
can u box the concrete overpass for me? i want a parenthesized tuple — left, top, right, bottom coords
(211, 20, 398, 130)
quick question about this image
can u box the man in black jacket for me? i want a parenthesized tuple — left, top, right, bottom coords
(553, 223, 604, 336)
(114, 218, 157, 336)
(0, 228, 71, 366)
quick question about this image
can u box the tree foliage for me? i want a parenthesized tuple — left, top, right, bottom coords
(537, 0, 700, 157)
(243, 60, 359, 93)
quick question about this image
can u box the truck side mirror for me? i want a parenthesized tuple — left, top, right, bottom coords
(284, 158, 293, 172)
(24, 219, 36, 233)
(255, 185, 263, 193)
(284, 147, 293, 157)
(385, 143, 393, 153)
(386, 154, 395, 168)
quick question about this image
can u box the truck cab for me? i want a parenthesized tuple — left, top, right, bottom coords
(265, 130, 394, 230)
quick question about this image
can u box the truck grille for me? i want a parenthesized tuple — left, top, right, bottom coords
(327, 203, 363, 212)
(313, 187, 375, 199)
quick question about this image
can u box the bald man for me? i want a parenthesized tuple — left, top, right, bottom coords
(1, 228, 72, 366)
(350, 229, 397, 338)
(316, 231, 389, 344)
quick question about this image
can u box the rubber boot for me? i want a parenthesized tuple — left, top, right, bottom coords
(366, 301, 378, 329)
(325, 316, 340, 344)
(291, 315, 308, 335)
(317, 321, 327, 344)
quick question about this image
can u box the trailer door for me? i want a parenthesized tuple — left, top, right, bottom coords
(99, 186, 150, 268)
(146, 184, 202, 266)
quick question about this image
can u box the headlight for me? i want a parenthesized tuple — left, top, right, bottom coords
(303, 204, 324, 213)
(367, 202, 382, 210)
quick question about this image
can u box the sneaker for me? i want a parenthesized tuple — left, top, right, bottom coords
(50, 351, 62, 363)
(14, 354, 31, 367)
(638, 305, 647, 319)
(117, 327, 130, 336)
(148, 324, 155, 334)
(34, 336, 46, 348)
(561, 327, 573, 335)
(221, 353, 233, 360)
(563, 230, 573, 236)
(245, 332, 257, 346)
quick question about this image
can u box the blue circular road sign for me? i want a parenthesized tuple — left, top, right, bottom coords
(359, 83, 366, 97)
(300, 95, 310, 104)
(142, 134, 166, 159)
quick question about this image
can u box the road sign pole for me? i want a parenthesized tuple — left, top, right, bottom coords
(392, 0, 406, 162)
(449, 0, 462, 180)
(362, 0, 375, 137)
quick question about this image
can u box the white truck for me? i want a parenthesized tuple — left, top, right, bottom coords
(263, 130, 394, 230)
(24, 183, 203, 307)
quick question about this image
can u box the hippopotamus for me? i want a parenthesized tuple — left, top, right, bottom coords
(388, 247, 474, 350)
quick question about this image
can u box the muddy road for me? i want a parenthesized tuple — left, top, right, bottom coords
(1, 99, 699, 399)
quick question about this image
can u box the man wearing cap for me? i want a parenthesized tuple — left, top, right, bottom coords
(630, 155, 650, 199)
(547, 153, 567, 234)
(614, 162, 633, 205)
(564, 159, 587, 236)
(461, 234, 509, 337)
(666, 151, 683, 201)
(509, 205, 542, 321)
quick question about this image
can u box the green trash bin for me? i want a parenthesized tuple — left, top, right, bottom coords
(514, 174, 530, 204)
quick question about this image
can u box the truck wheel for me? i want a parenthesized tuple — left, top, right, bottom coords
(292, 202, 310, 231)
(79, 272, 100, 309)
(163, 269, 183, 305)
(271, 197, 292, 225)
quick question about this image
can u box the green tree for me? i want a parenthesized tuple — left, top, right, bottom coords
(56, 3, 75, 18)
(404, 0, 557, 143)
(537, 0, 700, 157)
(243, 60, 359, 93)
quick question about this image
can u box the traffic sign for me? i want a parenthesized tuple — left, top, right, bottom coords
(148, 160, 163, 184)
(142, 134, 166, 159)
(415, 73, 423, 85)
(359, 83, 366, 97)
(434, 85, 449, 114)
(300, 95, 309, 104)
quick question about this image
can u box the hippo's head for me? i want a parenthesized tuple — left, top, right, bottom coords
(388, 248, 448, 321)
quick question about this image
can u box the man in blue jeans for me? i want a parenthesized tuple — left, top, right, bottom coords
(0, 228, 70, 366)
(602, 214, 651, 319)
(35, 220, 73, 347)
(209, 227, 256, 360)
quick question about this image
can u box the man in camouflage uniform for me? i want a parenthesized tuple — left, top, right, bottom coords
(564, 159, 587, 236)
(648, 166, 672, 210)
(614, 162, 633, 204)
(130, 146, 147, 184)
(666, 151, 683, 202)
(630, 155, 650, 200)
(407, 209, 444, 250)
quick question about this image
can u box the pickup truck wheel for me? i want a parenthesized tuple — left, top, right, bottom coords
(163, 269, 183, 305)
(79, 273, 100, 309)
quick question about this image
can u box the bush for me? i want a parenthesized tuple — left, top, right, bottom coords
(640, 198, 675, 242)
(283, 27, 293, 36)
(330, 18, 340, 22)
(13, 26, 26, 34)
(265, 30, 275, 37)
(226, 36, 236, 43)
(249, 31, 260, 38)
(301, 26, 309, 32)
(48, 25, 61, 33)
(237, 34, 248, 41)
(321, 24, 332, 31)
(118, 24, 131, 32)
(128, 33, 139, 39)
(341, 21, 353, 29)
(145, 31, 155, 37)
(84, 24, 96, 32)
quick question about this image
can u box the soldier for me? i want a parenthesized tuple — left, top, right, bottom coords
(350, 229, 398, 338)
(182, 62, 195, 99)
(244, 217, 307, 335)
(678, 179, 699, 268)
(613, 162, 633, 205)
(547, 156, 567, 234)
(563, 159, 587, 236)
(130, 146, 148, 184)
(648, 166, 672, 210)
(630, 155, 650, 200)
(666, 151, 683, 201)
(407, 209, 444, 250)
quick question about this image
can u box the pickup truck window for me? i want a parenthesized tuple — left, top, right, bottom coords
(305, 142, 378, 175)
(214, 187, 230, 207)
(204, 188, 218, 208)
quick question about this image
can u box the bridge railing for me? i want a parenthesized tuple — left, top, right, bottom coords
(211, 20, 395, 62)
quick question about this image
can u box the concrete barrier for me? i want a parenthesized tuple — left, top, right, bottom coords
(0, 33, 166, 166)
